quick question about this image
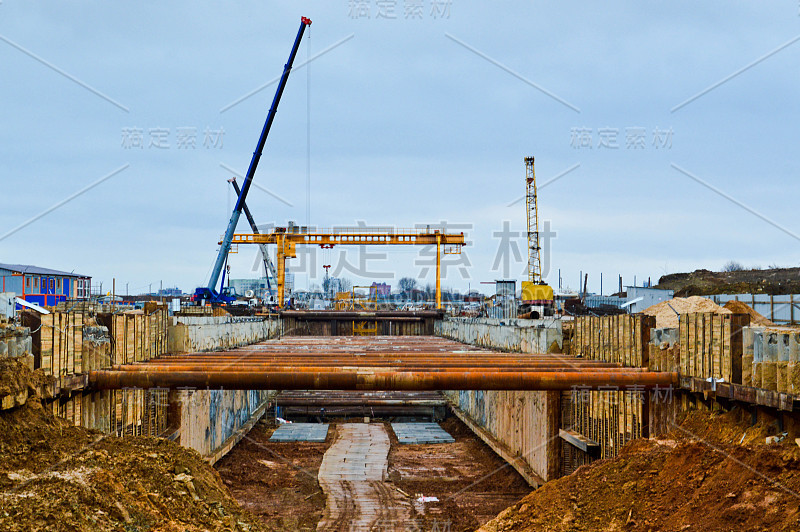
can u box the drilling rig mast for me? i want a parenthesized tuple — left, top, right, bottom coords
(520, 156, 555, 317)
(525, 156, 542, 284)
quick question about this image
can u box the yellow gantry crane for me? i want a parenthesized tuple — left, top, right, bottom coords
(521, 157, 555, 316)
(226, 227, 465, 309)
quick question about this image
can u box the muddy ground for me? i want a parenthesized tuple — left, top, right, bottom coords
(388, 417, 531, 532)
(215, 421, 334, 531)
(479, 408, 800, 532)
(217, 417, 531, 532)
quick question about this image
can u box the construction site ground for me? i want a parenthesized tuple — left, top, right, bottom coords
(479, 408, 800, 532)
(216, 416, 531, 532)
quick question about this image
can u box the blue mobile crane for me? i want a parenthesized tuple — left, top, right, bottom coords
(193, 16, 311, 306)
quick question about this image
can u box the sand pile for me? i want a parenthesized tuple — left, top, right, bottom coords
(723, 299, 775, 327)
(643, 296, 730, 329)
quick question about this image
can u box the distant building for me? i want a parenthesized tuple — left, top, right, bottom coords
(158, 287, 183, 298)
(0, 263, 91, 306)
(370, 282, 391, 297)
(625, 286, 674, 314)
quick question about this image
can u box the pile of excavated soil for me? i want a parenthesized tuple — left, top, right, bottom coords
(643, 296, 730, 329)
(478, 408, 800, 532)
(0, 357, 53, 400)
(656, 267, 800, 297)
(723, 300, 775, 327)
(0, 396, 267, 531)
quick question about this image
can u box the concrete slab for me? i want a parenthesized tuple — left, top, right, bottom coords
(391, 422, 455, 444)
(269, 423, 329, 442)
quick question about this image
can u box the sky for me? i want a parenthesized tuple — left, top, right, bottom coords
(1, 1, 799, 296)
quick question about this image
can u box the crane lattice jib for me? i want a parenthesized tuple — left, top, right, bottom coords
(525, 156, 542, 284)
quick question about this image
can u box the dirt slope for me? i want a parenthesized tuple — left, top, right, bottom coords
(656, 268, 800, 297)
(478, 409, 800, 532)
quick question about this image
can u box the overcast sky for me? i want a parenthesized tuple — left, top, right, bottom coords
(1, 1, 799, 296)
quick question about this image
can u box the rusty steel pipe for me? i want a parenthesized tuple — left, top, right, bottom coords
(89, 369, 678, 391)
(109, 364, 642, 373)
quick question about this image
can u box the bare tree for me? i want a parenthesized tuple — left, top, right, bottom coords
(722, 260, 744, 272)
(339, 277, 353, 292)
(398, 277, 417, 294)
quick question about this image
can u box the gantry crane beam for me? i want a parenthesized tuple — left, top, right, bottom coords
(224, 228, 466, 309)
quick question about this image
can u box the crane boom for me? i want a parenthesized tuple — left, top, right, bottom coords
(228, 177, 278, 292)
(197, 16, 311, 304)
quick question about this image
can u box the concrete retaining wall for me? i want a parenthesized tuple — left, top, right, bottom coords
(168, 316, 281, 353)
(444, 389, 559, 486)
(174, 388, 273, 463)
(435, 317, 561, 353)
(436, 317, 563, 486)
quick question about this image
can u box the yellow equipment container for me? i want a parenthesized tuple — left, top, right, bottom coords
(521, 281, 554, 304)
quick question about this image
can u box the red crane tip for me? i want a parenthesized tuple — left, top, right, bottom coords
(301, 17, 312, 25)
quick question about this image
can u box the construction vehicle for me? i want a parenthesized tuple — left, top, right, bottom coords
(193, 16, 311, 306)
(520, 156, 555, 318)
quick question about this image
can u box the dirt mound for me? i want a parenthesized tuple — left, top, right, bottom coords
(723, 300, 775, 327)
(643, 296, 730, 328)
(0, 357, 53, 400)
(656, 267, 800, 296)
(0, 399, 267, 531)
(478, 409, 800, 532)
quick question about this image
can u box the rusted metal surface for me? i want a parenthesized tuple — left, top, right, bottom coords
(88, 336, 678, 391)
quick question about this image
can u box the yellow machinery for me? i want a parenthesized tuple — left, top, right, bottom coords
(227, 227, 465, 309)
(334, 287, 378, 334)
(521, 157, 555, 314)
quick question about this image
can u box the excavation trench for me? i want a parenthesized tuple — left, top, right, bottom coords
(215, 415, 531, 532)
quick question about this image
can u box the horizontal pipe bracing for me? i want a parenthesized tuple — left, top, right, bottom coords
(89, 369, 678, 391)
(109, 364, 642, 373)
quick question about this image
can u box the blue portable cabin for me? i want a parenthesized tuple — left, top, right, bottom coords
(0, 263, 91, 307)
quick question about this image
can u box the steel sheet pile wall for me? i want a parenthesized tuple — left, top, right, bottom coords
(560, 389, 644, 475)
(435, 317, 561, 353)
(573, 314, 655, 367)
(748, 328, 800, 395)
(26, 306, 171, 437)
(51, 388, 170, 438)
(566, 314, 654, 468)
(678, 312, 750, 384)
